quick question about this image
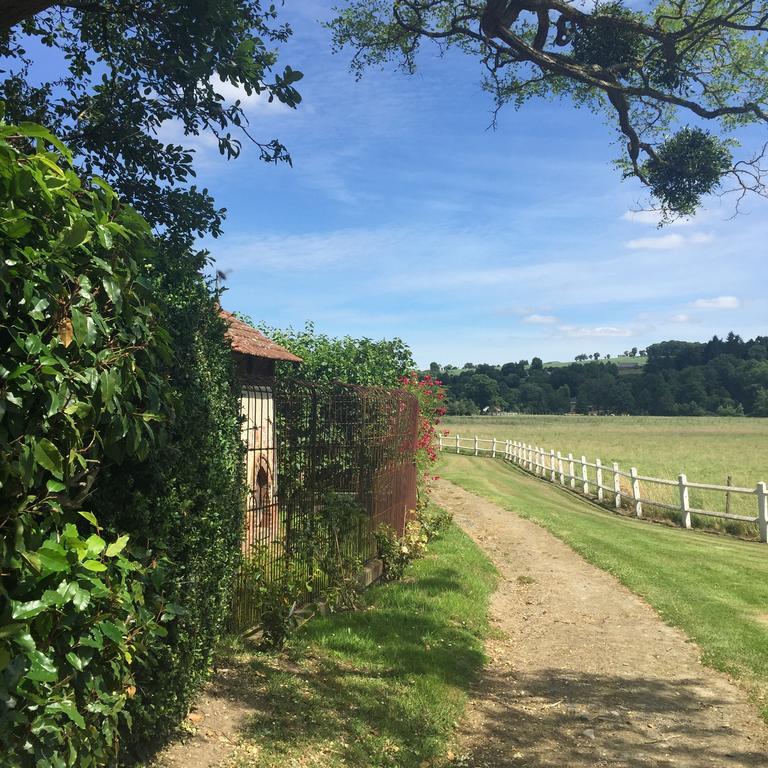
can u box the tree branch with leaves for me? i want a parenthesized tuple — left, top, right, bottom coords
(329, 0, 768, 218)
(1, 0, 303, 244)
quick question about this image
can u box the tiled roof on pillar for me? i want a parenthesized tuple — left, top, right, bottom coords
(220, 309, 302, 363)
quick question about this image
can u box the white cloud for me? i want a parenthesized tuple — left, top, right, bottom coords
(625, 232, 713, 250)
(621, 210, 697, 227)
(557, 325, 633, 338)
(670, 313, 692, 323)
(210, 75, 292, 116)
(691, 296, 740, 309)
(523, 313, 558, 324)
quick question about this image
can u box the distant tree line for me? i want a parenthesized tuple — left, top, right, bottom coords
(429, 334, 768, 417)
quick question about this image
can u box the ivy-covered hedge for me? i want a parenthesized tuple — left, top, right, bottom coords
(0, 122, 245, 764)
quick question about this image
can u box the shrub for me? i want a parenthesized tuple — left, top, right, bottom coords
(92, 243, 246, 752)
(374, 520, 428, 581)
(0, 121, 172, 766)
(0, 119, 246, 764)
(416, 503, 454, 542)
(399, 373, 446, 502)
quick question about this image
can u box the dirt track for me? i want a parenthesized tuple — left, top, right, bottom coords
(433, 478, 768, 768)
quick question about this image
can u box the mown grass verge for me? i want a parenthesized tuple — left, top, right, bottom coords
(219, 520, 497, 768)
(439, 453, 768, 720)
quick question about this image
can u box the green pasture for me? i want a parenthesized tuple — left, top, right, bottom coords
(441, 414, 768, 529)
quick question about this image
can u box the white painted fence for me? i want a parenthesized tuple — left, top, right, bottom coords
(438, 433, 768, 543)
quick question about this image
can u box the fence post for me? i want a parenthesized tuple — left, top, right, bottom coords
(474, 435, 479, 456)
(757, 482, 768, 543)
(678, 473, 691, 529)
(596, 458, 604, 503)
(492, 437, 497, 458)
(568, 453, 576, 489)
(535, 446, 541, 475)
(550, 449, 556, 482)
(557, 451, 565, 485)
(581, 456, 589, 495)
(438, 433, 443, 452)
(456, 433, 460, 454)
(630, 467, 642, 517)
(613, 462, 621, 508)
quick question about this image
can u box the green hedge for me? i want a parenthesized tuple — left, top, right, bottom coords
(0, 123, 173, 765)
(94, 243, 245, 754)
(0, 122, 245, 765)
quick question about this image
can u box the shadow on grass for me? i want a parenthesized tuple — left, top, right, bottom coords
(209, 529, 495, 767)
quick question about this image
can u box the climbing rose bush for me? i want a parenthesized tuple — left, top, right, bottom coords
(400, 373, 446, 502)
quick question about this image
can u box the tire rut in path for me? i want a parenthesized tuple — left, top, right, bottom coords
(433, 478, 768, 768)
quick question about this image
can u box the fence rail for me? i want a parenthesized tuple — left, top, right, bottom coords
(438, 433, 768, 543)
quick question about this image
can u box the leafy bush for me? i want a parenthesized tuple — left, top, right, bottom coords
(374, 520, 428, 581)
(399, 373, 446, 502)
(0, 120, 247, 764)
(416, 503, 454, 542)
(255, 320, 415, 386)
(0, 122, 172, 766)
(92, 244, 246, 752)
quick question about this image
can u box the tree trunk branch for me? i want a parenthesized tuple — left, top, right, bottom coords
(1, 0, 57, 30)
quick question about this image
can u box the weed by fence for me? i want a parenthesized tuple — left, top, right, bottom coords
(439, 434, 768, 542)
(231, 378, 419, 631)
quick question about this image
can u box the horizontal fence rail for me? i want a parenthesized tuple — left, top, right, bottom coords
(438, 434, 768, 543)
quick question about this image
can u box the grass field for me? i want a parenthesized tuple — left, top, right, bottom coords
(219, 522, 497, 768)
(442, 414, 768, 530)
(438, 453, 768, 720)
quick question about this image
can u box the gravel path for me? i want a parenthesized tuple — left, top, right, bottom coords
(433, 478, 768, 768)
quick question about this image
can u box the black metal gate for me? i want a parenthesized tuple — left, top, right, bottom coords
(230, 378, 418, 630)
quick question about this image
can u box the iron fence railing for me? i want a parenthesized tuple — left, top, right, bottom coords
(230, 378, 418, 630)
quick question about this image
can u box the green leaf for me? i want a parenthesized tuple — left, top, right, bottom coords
(11, 600, 47, 620)
(27, 649, 58, 682)
(65, 651, 85, 672)
(78, 510, 100, 529)
(61, 216, 91, 248)
(103, 277, 121, 307)
(47, 700, 86, 729)
(105, 535, 129, 558)
(34, 438, 64, 479)
(82, 560, 107, 572)
(97, 621, 124, 645)
(96, 224, 113, 249)
(85, 534, 106, 557)
(70, 307, 87, 346)
(41, 589, 67, 608)
(37, 542, 70, 574)
(71, 586, 90, 612)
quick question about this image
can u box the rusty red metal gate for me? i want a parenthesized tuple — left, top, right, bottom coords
(230, 378, 418, 630)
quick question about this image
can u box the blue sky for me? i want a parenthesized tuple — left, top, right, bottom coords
(156, 3, 766, 365)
